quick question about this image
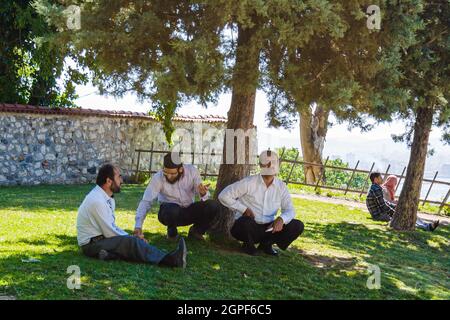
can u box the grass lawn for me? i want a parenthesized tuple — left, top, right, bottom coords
(0, 184, 448, 300)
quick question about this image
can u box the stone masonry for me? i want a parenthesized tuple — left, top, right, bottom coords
(0, 104, 227, 186)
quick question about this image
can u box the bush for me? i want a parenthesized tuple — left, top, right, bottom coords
(276, 147, 369, 192)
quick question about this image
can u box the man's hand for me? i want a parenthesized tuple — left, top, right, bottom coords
(198, 183, 210, 197)
(270, 217, 284, 233)
(133, 228, 148, 243)
(243, 207, 255, 219)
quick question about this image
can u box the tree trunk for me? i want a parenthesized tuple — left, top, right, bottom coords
(209, 24, 260, 239)
(299, 104, 330, 184)
(390, 106, 434, 231)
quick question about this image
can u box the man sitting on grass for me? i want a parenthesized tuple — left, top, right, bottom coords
(77, 164, 187, 268)
(134, 152, 221, 241)
(366, 172, 439, 231)
(218, 150, 304, 256)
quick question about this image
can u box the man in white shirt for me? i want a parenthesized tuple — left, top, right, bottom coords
(134, 152, 221, 241)
(218, 150, 304, 256)
(77, 164, 187, 268)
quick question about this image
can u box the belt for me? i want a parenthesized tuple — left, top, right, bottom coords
(89, 235, 105, 243)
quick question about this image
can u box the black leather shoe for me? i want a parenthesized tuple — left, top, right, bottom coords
(167, 226, 179, 241)
(159, 237, 187, 268)
(258, 243, 279, 256)
(188, 226, 205, 241)
(430, 220, 440, 231)
(98, 249, 118, 261)
(242, 242, 257, 255)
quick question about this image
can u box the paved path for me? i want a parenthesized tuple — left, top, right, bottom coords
(291, 193, 449, 226)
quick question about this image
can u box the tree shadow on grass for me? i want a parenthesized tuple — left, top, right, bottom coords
(1, 224, 447, 299)
(301, 221, 450, 299)
(305, 221, 449, 256)
(0, 184, 147, 213)
(288, 247, 359, 270)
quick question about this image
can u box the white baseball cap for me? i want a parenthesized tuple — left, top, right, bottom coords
(259, 150, 280, 175)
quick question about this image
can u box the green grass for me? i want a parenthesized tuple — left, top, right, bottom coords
(285, 183, 450, 217)
(0, 184, 449, 300)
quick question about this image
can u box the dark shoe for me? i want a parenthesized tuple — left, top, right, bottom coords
(430, 220, 440, 231)
(159, 237, 187, 268)
(98, 249, 118, 261)
(258, 243, 279, 256)
(167, 226, 179, 241)
(242, 242, 257, 256)
(188, 226, 205, 241)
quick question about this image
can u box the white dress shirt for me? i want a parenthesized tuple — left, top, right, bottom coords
(218, 174, 296, 224)
(77, 185, 128, 246)
(135, 164, 209, 229)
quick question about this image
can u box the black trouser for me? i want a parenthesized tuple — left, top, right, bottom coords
(81, 235, 167, 264)
(230, 216, 304, 250)
(373, 211, 432, 231)
(158, 200, 220, 234)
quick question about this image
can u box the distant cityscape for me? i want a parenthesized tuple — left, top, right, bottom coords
(258, 129, 450, 202)
(259, 131, 450, 176)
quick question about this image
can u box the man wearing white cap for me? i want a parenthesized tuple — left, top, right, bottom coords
(218, 150, 304, 256)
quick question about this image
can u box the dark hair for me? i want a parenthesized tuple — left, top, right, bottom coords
(164, 152, 182, 169)
(96, 164, 116, 186)
(370, 172, 382, 183)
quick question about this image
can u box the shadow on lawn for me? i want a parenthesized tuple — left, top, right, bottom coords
(302, 221, 449, 299)
(0, 184, 146, 212)
(2, 232, 186, 253)
(1, 222, 448, 299)
(305, 221, 449, 255)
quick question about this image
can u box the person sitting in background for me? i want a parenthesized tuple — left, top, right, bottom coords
(218, 150, 304, 256)
(77, 164, 187, 268)
(366, 172, 439, 231)
(381, 175, 399, 203)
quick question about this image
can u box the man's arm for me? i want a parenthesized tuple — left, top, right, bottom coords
(192, 166, 210, 201)
(135, 174, 162, 230)
(90, 201, 128, 238)
(279, 184, 296, 225)
(218, 179, 249, 214)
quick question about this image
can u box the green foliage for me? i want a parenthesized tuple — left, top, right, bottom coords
(341, 1, 450, 144)
(265, 0, 425, 130)
(33, 0, 423, 143)
(0, 0, 86, 106)
(277, 147, 368, 191)
(418, 203, 450, 217)
(397, 0, 450, 144)
(128, 172, 151, 185)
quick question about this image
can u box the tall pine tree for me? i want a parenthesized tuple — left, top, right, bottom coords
(35, 0, 431, 236)
(389, 0, 449, 231)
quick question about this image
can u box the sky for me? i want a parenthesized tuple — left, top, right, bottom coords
(73, 82, 450, 201)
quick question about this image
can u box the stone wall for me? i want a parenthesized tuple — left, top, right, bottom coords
(0, 108, 227, 186)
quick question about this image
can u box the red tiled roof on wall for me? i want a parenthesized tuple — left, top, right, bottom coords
(0, 103, 227, 123)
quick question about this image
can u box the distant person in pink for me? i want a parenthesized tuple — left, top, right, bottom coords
(382, 175, 398, 203)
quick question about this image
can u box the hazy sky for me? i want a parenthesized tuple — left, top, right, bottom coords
(74, 82, 449, 174)
(75, 83, 447, 147)
(73, 82, 450, 200)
